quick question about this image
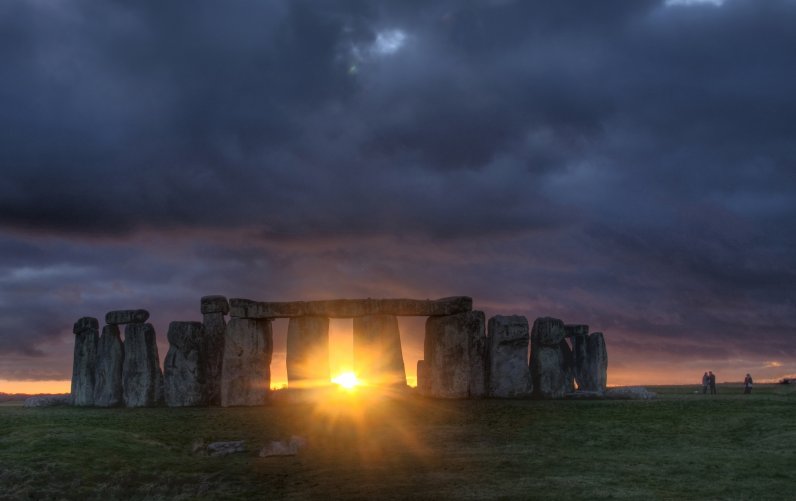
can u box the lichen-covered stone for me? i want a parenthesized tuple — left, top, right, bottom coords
(530, 317, 574, 399)
(203, 311, 227, 406)
(71, 317, 99, 406)
(423, 311, 486, 398)
(486, 315, 532, 398)
(93, 324, 124, 407)
(574, 332, 608, 392)
(286, 316, 330, 388)
(416, 360, 430, 395)
(122, 323, 163, 407)
(164, 321, 206, 407)
(221, 318, 272, 406)
(106, 309, 149, 325)
(353, 315, 406, 386)
(201, 295, 230, 315)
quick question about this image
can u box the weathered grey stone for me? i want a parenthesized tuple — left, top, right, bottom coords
(416, 360, 430, 395)
(530, 317, 574, 399)
(71, 317, 99, 406)
(106, 309, 150, 325)
(564, 324, 589, 338)
(286, 316, 329, 388)
(575, 332, 608, 392)
(24, 395, 71, 407)
(221, 318, 272, 406)
(353, 315, 406, 386)
(486, 315, 532, 398)
(203, 311, 227, 406)
(423, 311, 486, 398)
(164, 321, 206, 407)
(207, 440, 246, 456)
(201, 295, 230, 315)
(93, 325, 124, 407)
(569, 325, 589, 388)
(122, 323, 164, 407)
(229, 296, 472, 319)
(605, 386, 656, 400)
(259, 436, 307, 457)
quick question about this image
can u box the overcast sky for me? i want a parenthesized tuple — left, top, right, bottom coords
(1, 0, 795, 389)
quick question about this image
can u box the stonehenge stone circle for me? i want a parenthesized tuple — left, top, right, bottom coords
(422, 311, 486, 398)
(105, 309, 150, 325)
(71, 316, 99, 406)
(286, 316, 330, 387)
(353, 314, 406, 385)
(221, 318, 273, 406)
(229, 296, 472, 319)
(93, 324, 124, 407)
(201, 295, 229, 406)
(530, 317, 574, 399)
(164, 321, 207, 407)
(122, 323, 164, 407)
(486, 315, 532, 398)
(572, 331, 608, 392)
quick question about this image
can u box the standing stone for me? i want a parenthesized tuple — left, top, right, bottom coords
(574, 332, 608, 392)
(567, 324, 590, 388)
(423, 311, 486, 398)
(164, 321, 206, 407)
(487, 316, 532, 398)
(122, 323, 164, 407)
(93, 324, 124, 407)
(353, 315, 406, 386)
(530, 317, 574, 399)
(286, 316, 330, 388)
(71, 317, 99, 406)
(221, 318, 273, 406)
(416, 360, 430, 395)
(201, 295, 229, 406)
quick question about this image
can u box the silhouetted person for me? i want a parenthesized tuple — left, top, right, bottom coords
(709, 371, 717, 395)
(702, 372, 709, 394)
(744, 373, 753, 394)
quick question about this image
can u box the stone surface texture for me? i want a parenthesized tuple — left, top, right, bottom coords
(353, 314, 406, 385)
(423, 311, 486, 398)
(164, 321, 206, 407)
(201, 295, 230, 315)
(530, 317, 574, 399)
(221, 318, 273, 406)
(24, 395, 71, 407)
(416, 360, 430, 395)
(207, 440, 246, 456)
(93, 324, 124, 407)
(203, 310, 227, 406)
(229, 296, 472, 319)
(605, 386, 656, 400)
(122, 323, 164, 407)
(574, 332, 608, 392)
(486, 315, 532, 398)
(286, 316, 330, 387)
(105, 309, 150, 325)
(71, 317, 99, 406)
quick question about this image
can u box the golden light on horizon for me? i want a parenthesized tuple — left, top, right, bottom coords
(331, 371, 361, 390)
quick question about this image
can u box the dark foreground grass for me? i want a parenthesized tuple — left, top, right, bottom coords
(1, 384, 795, 500)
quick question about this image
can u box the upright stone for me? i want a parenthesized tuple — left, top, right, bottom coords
(487, 316, 532, 398)
(530, 317, 574, 399)
(201, 295, 229, 406)
(122, 323, 164, 407)
(353, 315, 406, 386)
(423, 311, 486, 398)
(286, 316, 330, 388)
(71, 317, 99, 406)
(164, 321, 206, 407)
(93, 324, 124, 407)
(416, 360, 430, 395)
(567, 324, 590, 390)
(579, 332, 608, 392)
(221, 318, 273, 406)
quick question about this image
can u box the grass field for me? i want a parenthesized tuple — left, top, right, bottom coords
(1, 384, 795, 500)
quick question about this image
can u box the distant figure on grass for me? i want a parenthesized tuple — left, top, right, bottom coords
(709, 371, 717, 395)
(702, 372, 709, 394)
(744, 373, 753, 394)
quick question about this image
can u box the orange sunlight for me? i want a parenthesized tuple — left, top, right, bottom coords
(0, 379, 71, 394)
(331, 371, 360, 390)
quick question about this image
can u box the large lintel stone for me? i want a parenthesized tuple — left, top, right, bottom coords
(221, 318, 273, 406)
(71, 317, 99, 406)
(423, 311, 486, 398)
(201, 295, 230, 315)
(229, 296, 472, 319)
(93, 324, 124, 407)
(487, 315, 532, 398)
(106, 309, 150, 325)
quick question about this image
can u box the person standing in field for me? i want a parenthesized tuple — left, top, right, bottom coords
(744, 373, 753, 394)
(709, 371, 717, 394)
(702, 372, 709, 394)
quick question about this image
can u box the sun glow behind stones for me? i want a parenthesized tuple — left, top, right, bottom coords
(332, 371, 360, 390)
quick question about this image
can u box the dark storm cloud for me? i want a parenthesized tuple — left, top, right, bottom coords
(1, 0, 796, 383)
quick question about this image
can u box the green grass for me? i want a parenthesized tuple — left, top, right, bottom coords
(1, 384, 795, 500)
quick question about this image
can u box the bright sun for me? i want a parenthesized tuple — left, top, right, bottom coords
(332, 372, 360, 390)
